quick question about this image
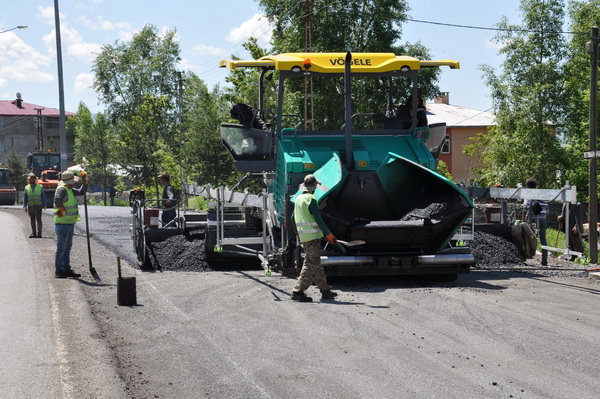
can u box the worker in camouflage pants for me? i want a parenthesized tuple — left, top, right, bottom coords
(292, 174, 338, 302)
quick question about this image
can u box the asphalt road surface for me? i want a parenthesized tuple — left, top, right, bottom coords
(1, 204, 600, 398)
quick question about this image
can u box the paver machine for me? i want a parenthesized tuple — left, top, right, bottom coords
(174, 52, 475, 280)
(130, 52, 473, 278)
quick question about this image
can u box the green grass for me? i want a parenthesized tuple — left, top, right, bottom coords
(543, 228, 589, 258)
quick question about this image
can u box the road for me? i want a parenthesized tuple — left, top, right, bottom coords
(1, 205, 600, 398)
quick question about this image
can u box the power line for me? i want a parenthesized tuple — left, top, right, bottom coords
(406, 17, 585, 36)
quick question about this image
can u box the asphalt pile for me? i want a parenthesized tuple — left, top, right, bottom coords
(470, 231, 525, 268)
(401, 202, 447, 221)
(147, 232, 212, 272)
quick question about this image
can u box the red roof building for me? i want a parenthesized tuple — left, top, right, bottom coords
(0, 97, 76, 166)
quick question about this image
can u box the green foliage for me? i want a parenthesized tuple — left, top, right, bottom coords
(73, 103, 119, 205)
(473, 0, 569, 189)
(223, 38, 275, 108)
(562, 0, 600, 201)
(92, 25, 181, 189)
(186, 195, 207, 211)
(6, 149, 28, 192)
(436, 160, 455, 182)
(260, 0, 408, 53)
(183, 73, 241, 186)
(93, 25, 180, 123)
(250, 0, 442, 128)
(544, 228, 589, 258)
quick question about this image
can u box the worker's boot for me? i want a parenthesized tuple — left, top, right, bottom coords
(321, 290, 338, 300)
(291, 291, 313, 302)
(64, 270, 81, 278)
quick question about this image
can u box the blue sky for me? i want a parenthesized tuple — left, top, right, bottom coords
(1, 0, 521, 114)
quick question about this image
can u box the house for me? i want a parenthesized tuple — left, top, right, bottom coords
(427, 92, 496, 184)
(0, 95, 75, 166)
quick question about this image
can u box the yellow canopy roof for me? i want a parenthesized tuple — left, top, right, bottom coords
(219, 52, 459, 73)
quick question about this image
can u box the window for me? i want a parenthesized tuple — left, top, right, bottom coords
(441, 134, 451, 154)
(46, 117, 60, 129)
(0, 116, 4, 128)
(0, 140, 4, 152)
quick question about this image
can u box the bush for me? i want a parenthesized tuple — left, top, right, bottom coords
(186, 195, 207, 211)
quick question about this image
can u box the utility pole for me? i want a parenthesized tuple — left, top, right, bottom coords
(586, 26, 599, 264)
(303, 0, 314, 131)
(34, 108, 44, 151)
(176, 71, 186, 209)
(54, 0, 67, 173)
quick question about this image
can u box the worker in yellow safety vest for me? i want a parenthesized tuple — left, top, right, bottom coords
(53, 171, 89, 279)
(23, 173, 47, 238)
(291, 174, 338, 302)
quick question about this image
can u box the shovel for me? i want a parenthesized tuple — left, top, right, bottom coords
(82, 188, 101, 282)
(336, 239, 366, 247)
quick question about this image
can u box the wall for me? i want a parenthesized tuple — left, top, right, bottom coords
(0, 115, 66, 165)
(439, 126, 490, 184)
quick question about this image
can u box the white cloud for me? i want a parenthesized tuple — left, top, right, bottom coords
(74, 73, 94, 93)
(192, 43, 226, 56)
(37, 6, 65, 25)
(484, 38, 506, 50)
(226, 14, 272, 46)
(118, 29, 139, 42)
(42, 25, 102, 63)
(177, 58, 201, 72)
(0, 34, 54, 84)
(78, 15, 132, 32)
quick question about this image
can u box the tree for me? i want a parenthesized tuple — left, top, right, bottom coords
(223, 38, 274, 108)
(255, 0, 442, 129)
(260, 0, 409, 54)
(92, 25, 181, 191)
(6, 150, 28, 202)
(472, 0, 568, 188)
(182, 73, 239, 186)
(73, 102, 118, 205)
(562, 0, 600, 201)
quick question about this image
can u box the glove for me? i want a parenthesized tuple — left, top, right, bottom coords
(326, 234, 337, 245)
(80, 171, 89, 185)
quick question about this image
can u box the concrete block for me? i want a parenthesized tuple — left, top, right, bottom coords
(589, 272, 600, 281)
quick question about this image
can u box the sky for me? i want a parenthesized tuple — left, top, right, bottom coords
(1, 0, 523, 115)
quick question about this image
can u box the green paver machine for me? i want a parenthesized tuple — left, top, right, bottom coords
(177, 52, 474, 280)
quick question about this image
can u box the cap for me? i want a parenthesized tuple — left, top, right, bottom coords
(158, 172, 170, 180)
(27, 173, 36, 178)
(299, 174, 321, 192)
(60, 171, 80, 185)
